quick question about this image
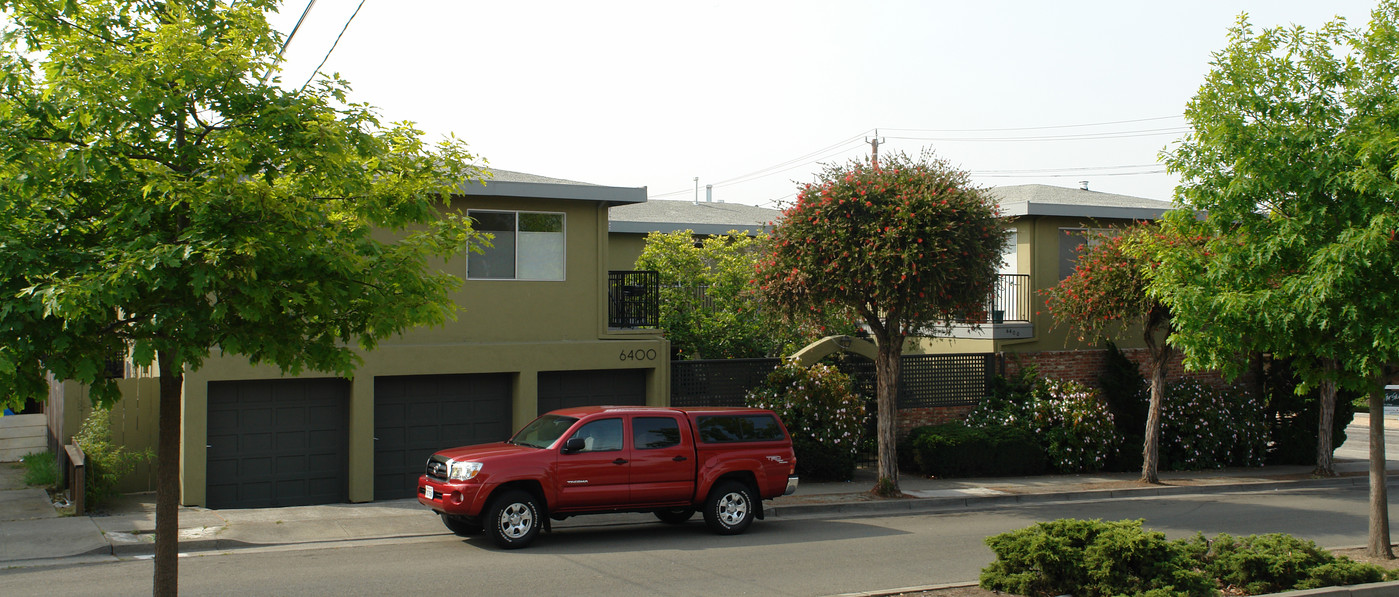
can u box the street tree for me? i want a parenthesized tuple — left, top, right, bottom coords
(0, 1, 487, 593)
(1043, 224, 1194, 484)
(755, 150, 1007, 496)
(1158, 3, 1399, 557)
(635, 230, 852, 359)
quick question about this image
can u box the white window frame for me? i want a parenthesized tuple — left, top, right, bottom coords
(467, 209, 566, 281)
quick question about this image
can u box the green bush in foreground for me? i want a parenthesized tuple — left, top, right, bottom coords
(981, 519, 1213, 597)
(982, 519, 1394, 597)
(73, 409, 151, 508)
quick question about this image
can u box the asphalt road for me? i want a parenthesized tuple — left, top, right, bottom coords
(1, 484, 1386, 597)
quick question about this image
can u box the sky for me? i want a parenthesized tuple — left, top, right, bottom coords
(265, 1, 1382, 208)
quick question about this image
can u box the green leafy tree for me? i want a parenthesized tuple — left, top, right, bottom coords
(1157, 3, 1399, 557)
(1043, 224, 1197, 483)
(635, 230, 834, 359)
(0, 1, 486, 593)
(755, 150, 1007, 496)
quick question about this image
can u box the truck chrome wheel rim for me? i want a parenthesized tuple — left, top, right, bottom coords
(499, 503, 533, 538)
(717, 492, 748, 525)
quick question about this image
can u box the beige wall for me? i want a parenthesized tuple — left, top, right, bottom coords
(911, 214, 1149, 356)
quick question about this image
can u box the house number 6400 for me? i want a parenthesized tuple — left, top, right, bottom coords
(619, 349, 657, 361)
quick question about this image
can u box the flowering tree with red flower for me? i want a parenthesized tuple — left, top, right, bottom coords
(1043, 223, 1196, 484)
(755, 150, 1007, 496)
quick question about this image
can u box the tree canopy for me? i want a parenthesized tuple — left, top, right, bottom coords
(1157, 1, 1399, 556)
(635, 230, 851, 360)
(0, 1, 485, 593)
(756, 149, 1007, 495)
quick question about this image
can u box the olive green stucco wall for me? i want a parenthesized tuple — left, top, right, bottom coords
(65, 192, 670, 507)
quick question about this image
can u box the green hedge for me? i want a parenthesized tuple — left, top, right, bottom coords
(981, 518, 1393, 597)
(902, 422, 1046, 478)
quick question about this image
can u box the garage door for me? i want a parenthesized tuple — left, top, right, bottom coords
(537, 369, 647, 413)
(373, 374, 512, 500)
(207, 379, 349, 509)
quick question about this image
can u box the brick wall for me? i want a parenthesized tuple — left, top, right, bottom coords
(896, 405, 977, 437)
(1002, 348, 1232, 391)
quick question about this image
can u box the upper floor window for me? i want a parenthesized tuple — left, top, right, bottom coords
(1058, 227, 1114, 280)
(468, 210, 565, 280)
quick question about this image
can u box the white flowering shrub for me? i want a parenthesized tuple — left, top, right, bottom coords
(746, 361, 865, 481)
(1160, 380, 1268, 470)
(967, 377, 1119, 473)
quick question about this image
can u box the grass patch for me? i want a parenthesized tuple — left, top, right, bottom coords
(21, 451, 57, 487)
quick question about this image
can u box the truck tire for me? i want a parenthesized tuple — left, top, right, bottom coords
(485, 490, 541, 549)
(440, 513, 483, 536)
(702, 481, 754, 535)
(654, 507, 696, 524)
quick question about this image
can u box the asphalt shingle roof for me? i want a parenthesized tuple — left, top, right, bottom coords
(609, 199, 780, 235)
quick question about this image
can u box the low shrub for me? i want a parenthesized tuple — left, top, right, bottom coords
(73, 408, 151, 508)
(1159, 380, 1269, 470)
(967, 375, 1118, 473)
(982, 519, 1395, 597)
(1197, 533, 1388, 594)
(21, 451, 58, 487)
(980, 518, 1213, 597)
(904, 423, 1045, 478)
(746, 361, 865, 481)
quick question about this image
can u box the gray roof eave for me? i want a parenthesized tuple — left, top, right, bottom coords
(1005, 201, 1172, 221)
(459, 180, 647, 206)
(609, 221, 771, 235)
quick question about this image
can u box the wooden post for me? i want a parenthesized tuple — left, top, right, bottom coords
(64, 443, 85, 516)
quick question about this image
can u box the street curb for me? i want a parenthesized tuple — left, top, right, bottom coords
(767, 475, 1371, 520)
(105, 532, 451, 558)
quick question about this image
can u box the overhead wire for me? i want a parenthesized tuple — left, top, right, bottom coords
(298, 0, 368, 94)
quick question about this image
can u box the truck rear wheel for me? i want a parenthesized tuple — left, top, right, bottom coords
(702, 481, 754, 535)
(485, 490, 541, 549)
(654, 507, 696, 524)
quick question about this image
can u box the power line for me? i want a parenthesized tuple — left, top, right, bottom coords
(260, 0, 317, 85)
(298, 0, 368, 94)
(884, 127, 1190, 143)
(880, 115, 1183, 134)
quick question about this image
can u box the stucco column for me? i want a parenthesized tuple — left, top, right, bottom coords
(347, 378, 374, 502)
(512, 371, 538, 431)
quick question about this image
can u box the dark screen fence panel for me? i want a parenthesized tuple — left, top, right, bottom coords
(897, 353, 995, 408)
(670, 358, 782, 407)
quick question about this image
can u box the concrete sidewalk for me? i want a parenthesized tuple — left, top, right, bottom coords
(0, 455, 1388, 567)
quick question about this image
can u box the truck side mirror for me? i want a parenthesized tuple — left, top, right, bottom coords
(562, 437, 586, 454)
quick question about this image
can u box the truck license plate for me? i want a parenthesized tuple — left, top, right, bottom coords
(425, 486, 434, 500)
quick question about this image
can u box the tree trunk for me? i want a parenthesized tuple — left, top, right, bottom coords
(155, 354, 182, 596)
(873, 334, 902, 497)
(1140, 321, 1171, 484)
(1368, 383, 1393, 559)
(1316, 358, 1338, 477)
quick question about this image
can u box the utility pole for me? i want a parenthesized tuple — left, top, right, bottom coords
(866, 129, 885, 167)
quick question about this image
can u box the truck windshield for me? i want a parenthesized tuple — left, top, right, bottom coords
(509, 414, 579, 449)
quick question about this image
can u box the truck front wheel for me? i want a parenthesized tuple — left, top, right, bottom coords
(702, 481, 754, 535)
(440, 513, 483, 536)
(485, 490, 541, 549)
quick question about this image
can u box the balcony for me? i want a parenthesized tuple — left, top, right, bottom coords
(608, 270, 660, 329)
(924, 274, 1034, 340)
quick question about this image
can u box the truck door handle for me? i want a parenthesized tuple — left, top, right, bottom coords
(613, 458, 628, 465)
(672, 456, 687, 462)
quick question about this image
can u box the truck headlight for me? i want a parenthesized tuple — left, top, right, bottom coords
(447, 460, 483, 482)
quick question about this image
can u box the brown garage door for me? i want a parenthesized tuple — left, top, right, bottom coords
(373, 374, 512, 500)
(537, 369, 647, 413)
(206, 379, 349, 509)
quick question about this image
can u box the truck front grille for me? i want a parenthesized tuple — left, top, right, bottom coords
(426, 456, 448, 481)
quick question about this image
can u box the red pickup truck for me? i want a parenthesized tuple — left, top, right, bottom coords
(417, 405, 798, 548)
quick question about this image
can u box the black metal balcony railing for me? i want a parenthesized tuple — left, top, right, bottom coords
(608, 270, 660, 329)
(987, 273, 1031, 323)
